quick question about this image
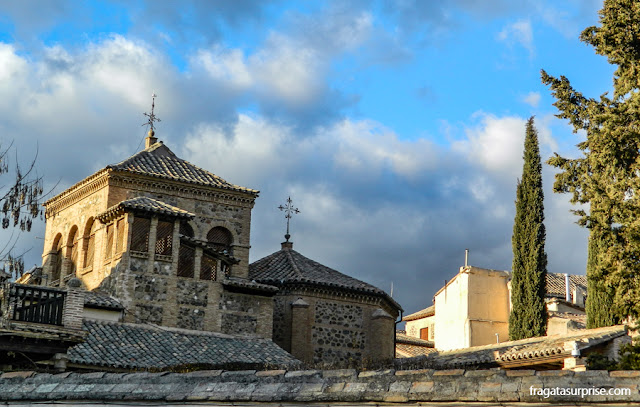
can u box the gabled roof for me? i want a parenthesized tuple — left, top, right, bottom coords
(97, 196, 195, 223)
(403, 305, 435, 321)
(107, 142, 258, 195)
(68, 320, 299, 370)
(546, 273, 587, 298)
(249, 244, 402, 311)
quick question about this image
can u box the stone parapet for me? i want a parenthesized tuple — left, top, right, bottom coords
(0, 368, 638, 403)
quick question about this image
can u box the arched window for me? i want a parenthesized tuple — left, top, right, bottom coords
(67, 226, 79, 276)
(83, 218, 97, 269)
(51, 234, 63, 283)
(179, 221, 194, 238)
(206, 227, 232, 253)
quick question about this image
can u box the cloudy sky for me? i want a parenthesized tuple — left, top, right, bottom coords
(0, 0, 614, 316)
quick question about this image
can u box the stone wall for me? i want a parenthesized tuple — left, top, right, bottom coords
(1, 368, 639, 404)
(277, 291, 397, 366)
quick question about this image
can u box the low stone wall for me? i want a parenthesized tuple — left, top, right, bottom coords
(0, 368, 639, 404)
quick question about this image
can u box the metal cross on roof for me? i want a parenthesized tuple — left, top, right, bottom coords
(142, 93, 161, 131)
(278, 196, 300, 242)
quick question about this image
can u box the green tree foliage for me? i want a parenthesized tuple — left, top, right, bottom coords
(509, 117, 548, 341)
(585, 229, 619, 328)
(542, 0, 640, 324)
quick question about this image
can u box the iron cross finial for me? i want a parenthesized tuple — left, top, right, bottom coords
(278, 196, 300, 242)
(143, 93, 161, 131)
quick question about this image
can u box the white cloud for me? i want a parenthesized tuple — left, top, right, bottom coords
(498, 19, 534, 57)
(194, 47, 252, 89)
(522, 91, 541, 108)
(454, 113, 527, 177)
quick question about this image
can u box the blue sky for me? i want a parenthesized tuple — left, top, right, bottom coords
(0, 0, 615, 315)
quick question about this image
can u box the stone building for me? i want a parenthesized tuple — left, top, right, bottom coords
(40, 131, 275, 338)
(249, 241, 402, 366)
(32, 126, 399, 368)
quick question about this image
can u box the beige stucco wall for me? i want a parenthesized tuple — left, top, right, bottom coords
(433, 266, 510, 351)
(434, 270, 469, 350)
(405, 314, 435, 341)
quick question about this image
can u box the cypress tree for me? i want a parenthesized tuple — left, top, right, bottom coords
(542, 0, 640, 323)
(509, 117, 547, 341)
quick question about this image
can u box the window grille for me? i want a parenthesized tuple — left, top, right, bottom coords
(115, 218, 125, 254)
(84, 233, 95, 268)
(130, 217, 151, 252)
(10, 284, 66, 326)
(177, 245, 195, 278)
(180, 221, 194, 237)
(83, 220, 97, 268)
(52, 238, 63, 283)
(200, 253, 217, 281)
(206, 226, 232, 253)
(69, 229, 78, 276)
(155, 220, 174, 256)
(105, 224, 114, 260)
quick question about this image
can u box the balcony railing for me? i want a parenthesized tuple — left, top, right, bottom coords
(8, 283, 66, 326)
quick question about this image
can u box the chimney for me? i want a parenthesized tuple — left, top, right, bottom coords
(564, 273, 571, 302)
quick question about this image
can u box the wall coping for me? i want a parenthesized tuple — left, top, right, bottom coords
(0, 368, 638, 403)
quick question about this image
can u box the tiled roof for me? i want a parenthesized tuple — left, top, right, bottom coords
(83, 291, 124, 311)
(403, 305, 435, 321)
(97, 197, 195, 222)
(423, 325, 627, 369)
(249, 246, 402, 311)
(107, 143, 258, 195)
(69, 320, 299, 370)
(395, 332, 436, 358)
(546, 273, 587, 298)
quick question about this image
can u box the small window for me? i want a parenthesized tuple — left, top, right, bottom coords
(68, 226, 78, 276)
(179, 221, 194, 238)
(155, 220, 174, 256)
(105, 224, 114, 260)
(115, 218, 125, 254)
(200, 253, 217, 281)
(51, 234, 63, 283)
(177, 245, 195, 278)
(207, 226, 232, 253)
(130, 217, 151, 252)
(83, 218, 97, 268)
(420, 327, 429, 340)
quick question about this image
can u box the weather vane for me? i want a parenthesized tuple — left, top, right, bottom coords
(143, 93, 161, 132)
(278, 196, 300, 242)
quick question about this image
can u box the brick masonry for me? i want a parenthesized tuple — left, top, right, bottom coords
(0, 368, 639, 404)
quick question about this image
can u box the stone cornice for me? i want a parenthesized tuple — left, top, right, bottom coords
(277, 283, 399, 316)
(44, 170, 110, 218)
(108, 172, 258, 206)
